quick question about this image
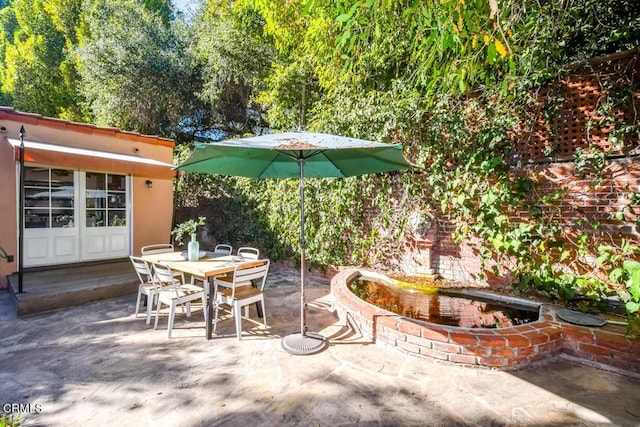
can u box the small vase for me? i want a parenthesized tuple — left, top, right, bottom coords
(187, 233, 200, 261)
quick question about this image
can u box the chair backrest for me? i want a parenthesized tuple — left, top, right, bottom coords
(230, 259, 270, 295)
(141, 243, 174, 256)
(152, 262, 180, 287)
(237, 247, 259, 260)
(214, 244, 233, 255)
(130, 256, 153, 284)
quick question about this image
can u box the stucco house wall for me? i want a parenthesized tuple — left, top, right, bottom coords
(0, 107, 176, 289)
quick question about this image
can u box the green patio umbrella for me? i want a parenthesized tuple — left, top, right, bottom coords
(177, 131, 411, 354)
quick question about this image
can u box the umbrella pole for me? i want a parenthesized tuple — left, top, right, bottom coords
(299, 158, 307, 337)
(281, 157, 328, 355)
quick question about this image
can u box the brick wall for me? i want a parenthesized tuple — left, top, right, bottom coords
(395, 51, 640, 287)
(399, 157, 640, 287)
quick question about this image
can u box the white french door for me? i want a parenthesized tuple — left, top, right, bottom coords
(80, 172, 130, 261)
(22, 167, 131, 267)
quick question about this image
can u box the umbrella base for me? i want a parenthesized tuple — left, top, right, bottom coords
(281, 332, 327, 355)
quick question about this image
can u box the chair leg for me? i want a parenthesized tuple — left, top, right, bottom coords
(154, 300, 162, 330)
(145, 293, 153, 325)
(234, 302, 242, 340)
(135, 290, 142, 318)
(168, 301, 177, 339)
(261, 296, 267, 327)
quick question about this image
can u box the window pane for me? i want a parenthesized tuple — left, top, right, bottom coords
(108, 211, 126, 226)
(85, 191, 106, 209)
(108, 174, 126, 191)
(24, 168, 49, 188)
(51, 169, 73, 187)
(24, 188, 50, 208)
(52, 210, 75, 228)
(86, 172, 105, 190)
(107, 192, 126, 209)
(25, 209, 49, 228)
(86, 210, 106, 227)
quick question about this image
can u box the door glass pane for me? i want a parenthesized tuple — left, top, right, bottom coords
(86, 210, 106, 227)
(53, 209, 75, 228)
(25, 210, 49, 228)
(108, 175, 126, 191)
(24, 188, 49, 208)
(108, 211, 126, 226)
(107, 192, 126, 209)
(86, 172, 106, 190)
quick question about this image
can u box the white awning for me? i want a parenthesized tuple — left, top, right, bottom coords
(7, 137, 176, 178)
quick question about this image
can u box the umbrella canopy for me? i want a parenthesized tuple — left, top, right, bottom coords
(176, 131, 412, 354)
(177, 131, 410, 178)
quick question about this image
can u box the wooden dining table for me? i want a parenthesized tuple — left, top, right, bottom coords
(142, 251, 260, 339)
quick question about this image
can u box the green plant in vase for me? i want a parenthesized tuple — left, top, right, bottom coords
(172, 217, 206, 261)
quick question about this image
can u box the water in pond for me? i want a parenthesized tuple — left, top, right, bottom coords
(349, 277, 539, 328)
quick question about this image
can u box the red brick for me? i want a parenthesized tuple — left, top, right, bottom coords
(432, 342, 462, 354)
(578, 343, 612, 357)
(380, 327, 407, 342)
(406, 333, 433, 349)
(490, 348, 516, 358)
(461, 346, 490, 357)
(528, 331, 551, 345)
(516, 346, 536, 356)
(420, 347, 450, 361)
(536, 341, 561, 354)
(477, 334, 508, 348)
(610, 349, 640, 364)
(478, 356, 508, 367)
(396, 339, 421, 354)
(503, 334, 531, 348)
(449, 353, 479, 365)
(376, 332, 398, 346)
(376, 315, 399, 330)
(450, 332, 479, 346)
(594, 332, 632, 352)
(398, 319, 424, 336)
(421, 327, 450, 342)
(562, 326, 595, 344)
(506, 356, 534, 367)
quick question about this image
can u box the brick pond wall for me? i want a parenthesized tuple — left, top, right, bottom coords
(332, 268, 640, 377)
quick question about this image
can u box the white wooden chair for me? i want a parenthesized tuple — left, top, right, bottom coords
(152, 262, 208, 338)
(237, 246, 259, 259)
(214, 259, 270, 340)
(141, 243, 174, 255)
(213, 244, 233, 255)
(130, 256, 161, 325)
(141, 243, 184, 283)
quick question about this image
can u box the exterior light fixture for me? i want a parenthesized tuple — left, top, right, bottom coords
(145, 179, 153, 188)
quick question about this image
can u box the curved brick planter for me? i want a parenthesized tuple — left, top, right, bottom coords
(332, 268, 640, 376)
(332, 268, 563, 369)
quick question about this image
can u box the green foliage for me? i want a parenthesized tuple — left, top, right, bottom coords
(192, 0, 272, 134)
(75, 0, 192, 135)
(0, 413, 21, 427)
(171, 216, 206, 245)
(0, 0, 85, 119)
(605, 246, 640, 333)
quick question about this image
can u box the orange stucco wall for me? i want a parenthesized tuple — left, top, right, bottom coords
(0, 107, 175, 289)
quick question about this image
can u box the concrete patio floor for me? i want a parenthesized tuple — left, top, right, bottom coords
(1, 270, 640, 426)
